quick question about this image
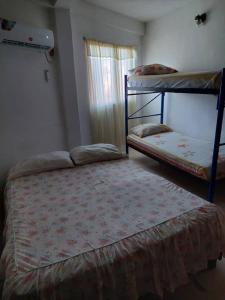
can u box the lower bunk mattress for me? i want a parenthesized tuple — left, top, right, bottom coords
(1, 159, 225, 300)
(127, 131, 225, 180)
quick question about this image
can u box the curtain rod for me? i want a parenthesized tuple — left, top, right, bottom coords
(82, 36, 136, 49)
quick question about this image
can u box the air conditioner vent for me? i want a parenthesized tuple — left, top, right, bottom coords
(2, 39, 51, 50)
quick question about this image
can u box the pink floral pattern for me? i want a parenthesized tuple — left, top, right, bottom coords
(1, 159, 225, 299)
(128, 132, 225, 180)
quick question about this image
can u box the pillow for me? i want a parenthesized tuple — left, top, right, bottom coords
(8, 151, 74, 180)
(70, 143, 123, 165)
(130, 64, 177, 76)
(128, 65, 143, 76)
(130, 123, 172, 138)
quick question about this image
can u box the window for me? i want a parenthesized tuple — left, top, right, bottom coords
(85, 39, 137, 148)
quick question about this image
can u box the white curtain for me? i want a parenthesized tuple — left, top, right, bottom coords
(85, 39, 137, 150)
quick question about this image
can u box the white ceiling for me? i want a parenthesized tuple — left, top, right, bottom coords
(84, 0, 195, 22)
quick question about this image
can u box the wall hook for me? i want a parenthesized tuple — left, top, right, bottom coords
(195, 13, 207, 26)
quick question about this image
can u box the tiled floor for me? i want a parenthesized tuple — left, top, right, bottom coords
(130, 149, 225, 300)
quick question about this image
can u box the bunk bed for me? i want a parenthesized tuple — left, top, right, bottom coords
(124, 70, 225, 203)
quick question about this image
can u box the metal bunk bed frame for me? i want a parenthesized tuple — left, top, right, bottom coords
(124, 69, 225, 203)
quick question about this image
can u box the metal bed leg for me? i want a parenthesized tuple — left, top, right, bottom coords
(208, 68, 225, 202)
(208, 178, 216, 203)
(160, 92, 165, 124)
(124, 75, 129, 154)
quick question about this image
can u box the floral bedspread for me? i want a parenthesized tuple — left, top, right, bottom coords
(128, 132, 225, 180)
(1, 159, 225, 300)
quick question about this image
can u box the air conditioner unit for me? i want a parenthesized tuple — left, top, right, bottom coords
(0, 18, 54, 50)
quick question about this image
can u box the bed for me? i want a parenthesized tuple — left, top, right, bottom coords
(125, 69, 225, 202)
(128, 71, 221, 93)
(127, 131, 225, 180)
(1, 158, 225, 300)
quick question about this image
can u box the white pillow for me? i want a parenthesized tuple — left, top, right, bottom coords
(8, 151, 74, 180)
(70, 144, 122, 165)
(130, 123, 171, 138)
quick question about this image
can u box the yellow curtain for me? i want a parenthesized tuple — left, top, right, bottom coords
(85, 39, 137, 150)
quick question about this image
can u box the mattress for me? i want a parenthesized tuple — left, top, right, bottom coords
(128, 71, 221, 91)
(1, 159, 225, 300)
(127, 132, 225, 180)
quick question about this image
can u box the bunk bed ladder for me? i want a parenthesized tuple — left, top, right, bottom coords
(208, 68, 225, 202)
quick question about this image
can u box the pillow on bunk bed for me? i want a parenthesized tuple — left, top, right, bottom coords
(130, 123, 172, 138)
(141, 64, 178, 75)
(128, 65, 143, 76)
(70, 143, 123, 165)
(129, 64, 177, 76)
(8, 151, 74, 180)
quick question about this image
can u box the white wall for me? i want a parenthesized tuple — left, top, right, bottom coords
(142, 0, 225, 142)
(0, 0, 67, 186)
(0, 0, 144, 188)
(55, 8, 81, 148)
(69, 0, 145, 144)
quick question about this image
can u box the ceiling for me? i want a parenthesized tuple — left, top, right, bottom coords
(84, 0, 195, 22)
(34, 0, 195, 22)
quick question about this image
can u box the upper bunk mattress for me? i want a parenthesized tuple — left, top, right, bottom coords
(127, 131, 225, 180)
(128, 71, 221, 92)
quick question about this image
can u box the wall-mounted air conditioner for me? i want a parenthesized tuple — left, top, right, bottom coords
(0, 18, 54, 50)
